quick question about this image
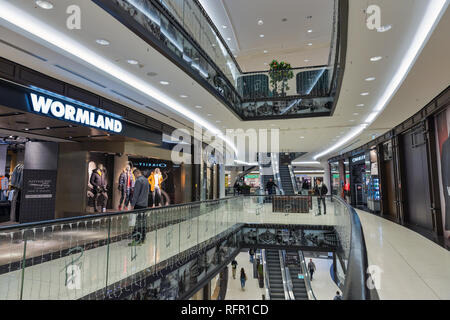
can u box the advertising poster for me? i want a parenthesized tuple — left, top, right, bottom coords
(435, 106, 450, 239)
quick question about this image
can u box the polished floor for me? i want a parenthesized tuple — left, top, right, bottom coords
(357, 209, 450, 300)
(303, 255, 340, 300)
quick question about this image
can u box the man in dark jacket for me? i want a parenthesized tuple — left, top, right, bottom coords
(314, 179, 328, 215)
(130, 169, 150, 245)
(265, 178, 278, 195)
(90, 163, 108, 213)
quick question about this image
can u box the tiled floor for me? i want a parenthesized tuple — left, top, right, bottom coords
(356, 209, 450, 300)
(225, 252, 264, 300)
(303, 256, 340, 300)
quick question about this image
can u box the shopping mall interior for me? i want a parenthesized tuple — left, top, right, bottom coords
(0, 0, 448, 304)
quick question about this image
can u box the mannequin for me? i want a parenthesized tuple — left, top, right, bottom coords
(118, 162, 135, 211)
(90, 163, 108, 213)
(148, 168, 166, 207)
(10, 162, 24, 222)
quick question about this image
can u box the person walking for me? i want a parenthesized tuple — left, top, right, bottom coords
(334, 291, 342, 300)
(265, 178, 278, 195)
(231, 259, 238, 279)
(314, 179, 328, 215)
(249, 248, 255, 263)
(129, 169, 150, 246)
(240, 268, 247, 291)
(308, 258, 316, 280)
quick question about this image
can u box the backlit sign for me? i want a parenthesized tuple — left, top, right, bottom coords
(29, 93, 123, 133)
(351, 155, 365, 163)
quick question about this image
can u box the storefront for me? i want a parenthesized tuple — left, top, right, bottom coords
(0, 59, 197, 223)
(328, 86, 450, 247)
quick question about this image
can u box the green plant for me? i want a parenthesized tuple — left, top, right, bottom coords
(269, 60, 294, 96)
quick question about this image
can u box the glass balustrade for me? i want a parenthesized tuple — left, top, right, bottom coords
(0, 195, 368, 300)
(97, 0, 343, 120)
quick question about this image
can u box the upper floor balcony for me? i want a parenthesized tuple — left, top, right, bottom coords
(94, 0, 346, 120)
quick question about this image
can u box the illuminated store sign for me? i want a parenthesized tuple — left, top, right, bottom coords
(29, 93, 123, 133)
(351, 155, 365, 163)
(134, 162, 167, 168)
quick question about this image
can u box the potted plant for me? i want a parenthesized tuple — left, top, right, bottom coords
(269, 60, 294, 97)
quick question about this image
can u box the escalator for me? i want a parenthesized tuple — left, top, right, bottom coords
(279, 165, 295, 195)
(285, 251, 309, 300)
(265, 249, 286, 300)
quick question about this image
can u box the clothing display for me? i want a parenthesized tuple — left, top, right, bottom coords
(10, 163, 24, 222)
(10, 163, 24, 189)
(148, 172, 164, 206)
(118, 170, 135, 209)
(441, 138, 449, 230)
(90, 168, 108, 212)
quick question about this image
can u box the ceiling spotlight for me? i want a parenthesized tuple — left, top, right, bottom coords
(370, 56, 383, 62)
(353, 113, 359, 116)
(360, 92, 369, 96)
(96, 39, 110, 46)
(260, 34, 265, 38)
(226, 38, 231, 41)
(180, 95, 188, 98)
(377, 25, 392, 33)
(24, 128, 29, 131)
(222, 25, 227, 29)
(263, 50, 268, 54)
(357, 104, 365, 107)
(46, 127, 50, 130)
(304, 59, 310, 62)
(195, 105, 203, 109)
(35, 0, 54, 9)
(365, 77, 376, 81)
(307, 43, 313, 46)
(160, 81, 170, 85)
(127, 59, 139, 65)
(300, 136, 305, 139)
(258, 20, 264, 25)
(307, 29, 313, 33)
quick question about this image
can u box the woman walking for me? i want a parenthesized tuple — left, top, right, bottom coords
(240, 268, 247, 291)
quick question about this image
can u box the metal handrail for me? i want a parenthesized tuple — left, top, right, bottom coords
(261, 249, 271, 300)
(278, 250, 290, 300)
(281, 250, 295, 300)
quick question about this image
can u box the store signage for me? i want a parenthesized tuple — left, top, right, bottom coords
(134, 162, 167, 168)
(29, 93, 123, 133)
(351, 155, 365, 163)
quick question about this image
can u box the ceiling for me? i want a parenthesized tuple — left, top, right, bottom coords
(0, 0, 448, 166)
(199, 0, 335, 72)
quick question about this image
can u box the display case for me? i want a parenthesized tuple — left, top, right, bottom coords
(367, 176, 381, 212)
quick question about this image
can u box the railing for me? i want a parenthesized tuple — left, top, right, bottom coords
(261, 249, 270, 300)
(281, 250, 295, 300)
(0, 195, 369, 300)
(93, 0, 345, 120)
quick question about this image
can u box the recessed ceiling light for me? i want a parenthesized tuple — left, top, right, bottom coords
(307, 43, 313, 46)
(35, 1, 54, 9)
(304, 59, 310, 62)
(300, 136, 305, 139)
(46, 127, 50, 130)
(370, 56, 383, 62)
(260, 34, 265, 38)
(24, 128, 29, 131)
(160, 81, 170, 85)
(365, 77, 376, 81)
(127, 59, 139, 65)
(377, 25, 392, 33)
(353, 113, 359, 116)
(356, 104, 365, 107)
(222, 25, 227, 29)
(180, 95, 188, 98)
(258, 20, 264, 25)
(360, 92, 369, 96)
(307, 29, 313, 33)
(195, 105, 203, 109)
(207, 114, 212, 117)
(96, 39, 110, 46)
(263, 50, 268, 54)
(227, 38, 231, 41)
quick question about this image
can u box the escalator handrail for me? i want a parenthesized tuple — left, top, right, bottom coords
(278, 250, 290, 300)
(298, 250, 317, 300)
(261, 249, 271, 300)
(281, 250, 295, 300)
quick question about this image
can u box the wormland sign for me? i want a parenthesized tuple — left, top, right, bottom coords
(29, 93, 123, 133)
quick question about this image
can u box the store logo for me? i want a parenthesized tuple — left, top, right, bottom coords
(352, 155, 365, 163)
(135, 162, 167, 168)
(29, 93, 122, 133)
(66, 5, 81, 30)
(366, 265, 382, 290)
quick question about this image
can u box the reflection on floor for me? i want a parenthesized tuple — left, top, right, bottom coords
(225, 252, 264, 300)
(357, 209, 450, 300)
(303, 254, 339, 300)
